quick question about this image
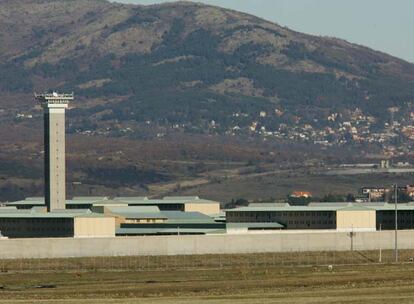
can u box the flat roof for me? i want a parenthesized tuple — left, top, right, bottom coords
(5, 197, 219, 206)
(162, 196, 200, 200)
(338, 205, 374, 211)
(228, 205, 341, 212)
(6, 200, 45, 206)
(119, 198, 218, 205)
(113, 197, 148, 201)
(97, 207, 216, 222)
(0, 208, 110, 219)
(227, 202, 414, 212)
(162, 211, 216, 224)
(307, 202, 350, 207)
(71, 196, 108, 201)
(25, 197, 45, 201)
(108, 207, 167, 220)
(74, 199, 126, 206)
(249, 203, 289, 208)
(106, 206, 161, 213)
(0, 207, 18, 211)
(227, 222, 285, 229)
(116, 227, 225, 235)
(0, 212, 109, 219)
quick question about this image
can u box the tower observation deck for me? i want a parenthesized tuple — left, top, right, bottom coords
(35, 92, 74, 211)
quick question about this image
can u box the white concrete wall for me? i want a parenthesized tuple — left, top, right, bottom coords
(0, 230, 413, 259)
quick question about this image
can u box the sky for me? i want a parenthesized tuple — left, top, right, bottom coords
(116, 0, 414, 63)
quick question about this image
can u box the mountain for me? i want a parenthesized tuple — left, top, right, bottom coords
(1, 0, 414, 128)
(1, 0, 414, 201)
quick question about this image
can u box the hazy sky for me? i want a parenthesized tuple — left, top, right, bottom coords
(116, 0, 414, 63)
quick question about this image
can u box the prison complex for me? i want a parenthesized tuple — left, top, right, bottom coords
(2, 196, 223, 237)
(0, 92, 414, 239)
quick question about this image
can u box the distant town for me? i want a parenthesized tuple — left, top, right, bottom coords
(5, 104, 414, 158)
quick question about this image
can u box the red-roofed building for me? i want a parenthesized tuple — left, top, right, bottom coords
(291, 191, 313, 198)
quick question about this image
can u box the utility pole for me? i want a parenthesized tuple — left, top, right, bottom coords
(379, 223, 382, 263)
(348, 226, 355, 252)
(394, 183, 398, 263)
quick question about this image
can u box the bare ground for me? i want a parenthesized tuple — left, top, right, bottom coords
(0, 252, 414, 303)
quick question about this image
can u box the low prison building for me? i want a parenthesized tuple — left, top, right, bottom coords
(0, 209, 115, 238)
(112, 196, 221, 215)
(0, 196, 222, 238)
(226, 202, 414, 232)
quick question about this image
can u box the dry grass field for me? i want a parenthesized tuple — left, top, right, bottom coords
(0, 252, 414, 303)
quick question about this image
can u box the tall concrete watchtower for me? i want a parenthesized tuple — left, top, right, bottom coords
(35, 92, 73, 211)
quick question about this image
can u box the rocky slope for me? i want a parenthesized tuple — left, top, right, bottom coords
(0, 0, 413, 126)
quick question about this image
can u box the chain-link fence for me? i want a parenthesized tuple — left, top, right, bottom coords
(0, 249, 413, 273)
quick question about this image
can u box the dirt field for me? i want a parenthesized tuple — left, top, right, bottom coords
(0, 252, 414, 303)
(178, 169, 414, 202)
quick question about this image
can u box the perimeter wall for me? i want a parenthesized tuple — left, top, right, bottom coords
(0, 230, 413, 259)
